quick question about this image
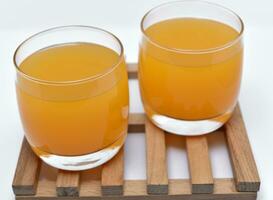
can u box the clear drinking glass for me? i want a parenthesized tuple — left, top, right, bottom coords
(139, 0, 244, 135)
(14, 26, 129, 170)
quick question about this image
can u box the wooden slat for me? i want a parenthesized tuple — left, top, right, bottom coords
(127, 63, 138, 79)
(225, 105, 260, 192)
(127, 62, 144, 129)
(101, 147, 124, 196)
(56, 170, 80, 197)
(36, 162, 57, 197)
(80, 167, 102, 197)
(146, 119, 168, 195)
(186, 136, 214, 194)
(17, 179, 256, 200)
(12, 138, 41, 195)
(128, 113, 145, 133)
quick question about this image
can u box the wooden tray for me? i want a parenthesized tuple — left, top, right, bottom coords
(12, 64, 260, 200)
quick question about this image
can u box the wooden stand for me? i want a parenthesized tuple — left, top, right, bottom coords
(12, 64, 260, 200)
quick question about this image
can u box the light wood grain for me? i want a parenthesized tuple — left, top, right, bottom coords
(127, 64, 145, 133)
(36, 163, 57, 197)
(12, 138, 41, 195)
(128, 113, 145, 133)
(186, 136, 214, 194)
(145, 119, 168, 195)
(16, 179, 256, 200)
(80, 167, 102, 197)
(127, 63, 138, 79)
(101, 148, 124, 196)
(225, 105, 260, 192)
(56, 170, 80, 197)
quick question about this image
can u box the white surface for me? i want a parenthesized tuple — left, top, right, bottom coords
(0, 0, 273, 199)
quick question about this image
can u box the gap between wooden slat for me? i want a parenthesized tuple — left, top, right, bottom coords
(186, 136, 214, 194)
(146, 119, 168, 195)
(101, 147, 124, 196)
(12, 138, 41, 196)
(56, 170, 80, 197)
(225, 105, 260, 192)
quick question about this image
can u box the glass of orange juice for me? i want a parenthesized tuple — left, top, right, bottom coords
(139, 1, 244, 135)
(14, 26, 129, 170)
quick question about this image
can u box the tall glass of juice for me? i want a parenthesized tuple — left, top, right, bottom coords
(139, 1, 244, 135)
(14, 26, 129, 170)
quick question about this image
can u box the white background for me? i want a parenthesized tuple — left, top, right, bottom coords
(0, 0, 273, 199)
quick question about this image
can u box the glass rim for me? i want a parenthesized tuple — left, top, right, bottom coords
(140, 0, 244, 54)
(13, 25, 124, 85)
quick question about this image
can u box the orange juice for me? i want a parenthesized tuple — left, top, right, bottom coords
(139, 18, 243, 120)
(16, 43, 129, 156)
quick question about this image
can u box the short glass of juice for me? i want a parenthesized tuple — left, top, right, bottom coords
(139, 0, 244, 135)
(14, 26, 129, 170)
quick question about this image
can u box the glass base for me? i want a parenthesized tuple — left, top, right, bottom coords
(147, 109, 233, 136)
(32, 135, 125, 171)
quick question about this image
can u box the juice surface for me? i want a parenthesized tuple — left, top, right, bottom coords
(19, 43, 120, 81)
(17, 43, 129, 156)
(139, 18, 243, 120)
(144, 18, 239, 50)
